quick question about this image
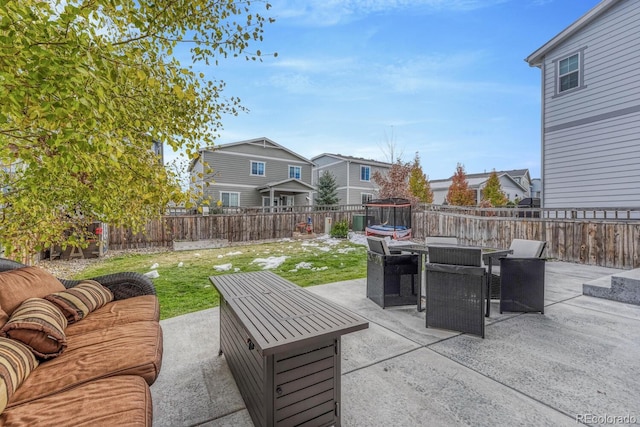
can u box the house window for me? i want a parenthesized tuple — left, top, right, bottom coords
(554, 49, 586, 96)
(251, 161, 265, 176)
(559, 54, 579, 92)
(360, 166, 370, 182)
(283, 195, 295, 206)
(361, 193, 373, 204)
(289, 166, 301, 179)
(262, 197, 276, 207)
(221, 192, 239, 207)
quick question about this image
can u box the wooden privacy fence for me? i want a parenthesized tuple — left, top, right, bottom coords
(108, 209, 640, 269)
(108, 211, 359, 249)
(415, 211, 640, 270)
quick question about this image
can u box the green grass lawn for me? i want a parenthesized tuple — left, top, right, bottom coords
(77, 238, 368, 319)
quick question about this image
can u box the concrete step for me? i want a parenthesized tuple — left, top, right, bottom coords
(583, 268, 640, 305)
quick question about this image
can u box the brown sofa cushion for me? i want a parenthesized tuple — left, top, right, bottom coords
(0, 307, 8, 328)
(65, 295, 160, 337)
(0, 267, 65, 316)
(0, 298, 67, 359)
(0, 375, 152, 426)
(8, 321, 163, 408)
(45, 280, 114, 323)
(0, 337, 39, 413)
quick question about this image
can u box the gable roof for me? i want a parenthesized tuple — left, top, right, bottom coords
(311, 153, 392, 168)
(430, 172, 527, 192)
(213, 137, 313, 164)
(188, 137, 312, 172)
(465, 169, 529, 181)
(256, 178, 316, 193)
(526, 0, 621, 67)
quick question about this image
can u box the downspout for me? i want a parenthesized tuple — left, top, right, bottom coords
(539, 61, 546, 212)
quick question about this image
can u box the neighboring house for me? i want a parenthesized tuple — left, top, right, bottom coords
(526, 0, 640, 208)
(501, 169, 531, 195)
(430, 170, 529, 205)
(530, 178, 542, 199)
(189, 137, 315, 208)
(310, 154, 392, 205)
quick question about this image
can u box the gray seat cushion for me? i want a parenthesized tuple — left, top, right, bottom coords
(425, 236, 458, 245)
(507, 239, 546, 258)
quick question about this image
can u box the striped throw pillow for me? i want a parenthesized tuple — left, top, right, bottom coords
(44, 280, 114, 323)
(0, 298, 67, 359)
(0, 337, 38, 412)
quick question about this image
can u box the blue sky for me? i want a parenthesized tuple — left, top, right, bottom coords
(173, 0, 602, 180)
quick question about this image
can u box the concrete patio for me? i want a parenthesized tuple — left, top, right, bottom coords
(151, 261, 640, 426)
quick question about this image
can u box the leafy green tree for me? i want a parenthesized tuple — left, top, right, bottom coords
(481, 171, 508, 206)
(408, 152, 434, 204)
(446, 163, 476, 206)
(315, 171, 339, 206)
(0, 0, 274, 257)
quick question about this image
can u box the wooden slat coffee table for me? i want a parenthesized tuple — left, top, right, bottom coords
(211, 271, 369, 427)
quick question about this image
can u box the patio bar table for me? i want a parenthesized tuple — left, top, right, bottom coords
(393, 243, 512, 316)
(211, 270, 369, 427)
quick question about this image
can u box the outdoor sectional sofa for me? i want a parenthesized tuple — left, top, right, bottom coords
(0, 258, 163, 426)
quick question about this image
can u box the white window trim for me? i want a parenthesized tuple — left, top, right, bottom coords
(283, 195, 295, 206)
(288, 165, 302, 180)
(250, 160, 266, 176)
(552, 47, 587, 97)
(360, 165, 371, 182)
(220, 191, 240, 207)
(361, 192, 373, 204)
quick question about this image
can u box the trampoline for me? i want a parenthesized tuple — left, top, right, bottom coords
(364, 198, 412, 240)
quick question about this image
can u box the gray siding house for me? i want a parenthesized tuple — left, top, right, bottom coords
(502, 169, 532, 196)
(310, 154, 392, 205)
(189, 137, 315, 208)
(526, 0, 640, 208)
(430, 170, 529, 205)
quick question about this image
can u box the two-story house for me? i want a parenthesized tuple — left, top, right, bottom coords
(502, 169, 532, 195)
(526, 0, 640, 208)
(310, 154, 392, 205)
(430, 170, 529, 205)
(189, 137, 315, 208)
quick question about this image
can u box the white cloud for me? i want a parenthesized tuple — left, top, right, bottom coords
(268, 73, 316, 94)
(264, 51, 513, 98)
(271, 57, 357, 73)
(271, 0, 509, 26)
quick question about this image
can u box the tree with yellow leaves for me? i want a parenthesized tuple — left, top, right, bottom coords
(0, 0, 275, 256)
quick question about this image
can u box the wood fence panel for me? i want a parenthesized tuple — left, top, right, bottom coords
(616, 223, 626, 268)
(578, 222, 588, 265)
(629, 224, 640, 268)
(557, 222, 566, 262)
(587, 222, 596, 266)
(605, 223, 615, 268)
(105, 210, 640, 269)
